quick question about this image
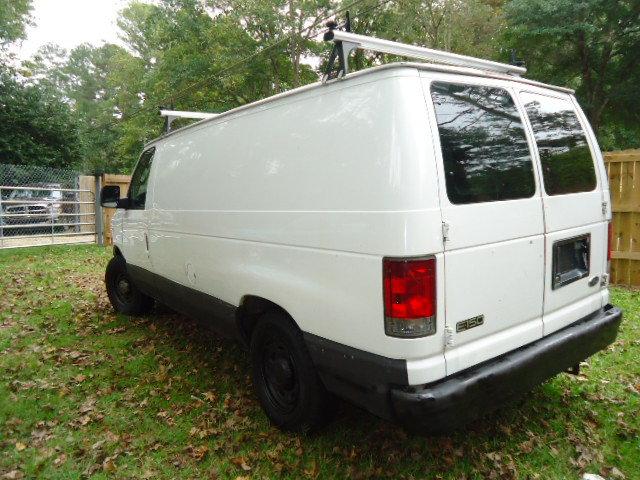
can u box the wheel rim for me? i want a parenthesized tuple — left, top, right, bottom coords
(114, 273, 133, 304)
(260, 336, 299, 414)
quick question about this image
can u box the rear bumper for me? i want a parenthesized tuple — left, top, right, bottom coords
(391, 304, 622, 434)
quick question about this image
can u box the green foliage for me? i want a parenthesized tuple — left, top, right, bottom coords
(505, 0, 640, 147)
(0, 0, 32, 45)
(336, 0, 505, 72)
(4, 0, 639, 172)
(0, 67, 82, 169)
(217, 0, 334, 89)
(19, 0, 347, 172)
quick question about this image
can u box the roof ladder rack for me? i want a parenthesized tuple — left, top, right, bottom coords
(160, 109, 220, 133)
(323, 28, 526, 78)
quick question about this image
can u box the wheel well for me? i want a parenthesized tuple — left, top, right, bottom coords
(236, 295, 295, 346)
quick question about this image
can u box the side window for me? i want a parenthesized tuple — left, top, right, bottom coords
(431, 82, 536, 205)
(521, 92, 596, 195)
(128, 147, 155, 209)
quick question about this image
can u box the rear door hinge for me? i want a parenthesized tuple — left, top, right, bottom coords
(444, 325, 455, 347)
(442, 222, 450, 243)
(602, 201, 608, 216)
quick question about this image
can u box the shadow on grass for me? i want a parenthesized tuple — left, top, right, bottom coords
(126, 302, 581, 477)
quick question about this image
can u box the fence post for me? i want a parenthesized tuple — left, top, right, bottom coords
(50, 197, 55, 245)
(0, 186, 4, 248)
(95, 174, 104, 246)
(74, 176, 80, 234)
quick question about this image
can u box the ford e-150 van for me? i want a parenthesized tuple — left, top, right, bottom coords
(100, 30, 622, 434)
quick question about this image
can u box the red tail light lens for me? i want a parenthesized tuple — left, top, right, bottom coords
(383, 257, 436, 338)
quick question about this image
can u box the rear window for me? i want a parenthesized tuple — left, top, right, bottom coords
(431, 82, 536, 205)
(521, 92, 597, 195)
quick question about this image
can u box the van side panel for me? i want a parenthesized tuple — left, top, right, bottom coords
(147, 72, 445, 377)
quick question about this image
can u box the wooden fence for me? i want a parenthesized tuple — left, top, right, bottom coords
(605, 149, 640, 286)
(85, 174, 131, 246)
(102, 174, 131, 246)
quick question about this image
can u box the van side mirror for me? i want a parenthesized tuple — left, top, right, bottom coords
(100, 185, 125, 208)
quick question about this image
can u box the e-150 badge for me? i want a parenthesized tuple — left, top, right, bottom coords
(456, 315, 484, 333)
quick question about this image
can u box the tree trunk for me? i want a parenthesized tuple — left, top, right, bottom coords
(288, 0, 300, 88)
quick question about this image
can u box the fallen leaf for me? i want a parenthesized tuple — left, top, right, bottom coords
(611, 467, 626, 479)
(203, 391, 217, 402)
(15, 442, 26, 451)
(190, 445, 209, 461)
(519, 439, 534, 454)
(2, 471, 24, 480)
(102, 457, 117, 472)
(304, 460, 319, 478)
(231, 457, 251, 471)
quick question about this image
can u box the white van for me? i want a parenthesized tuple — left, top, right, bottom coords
(100, 31, 622, 434)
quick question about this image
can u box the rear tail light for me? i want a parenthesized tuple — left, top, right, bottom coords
(383, 257, 436, 338)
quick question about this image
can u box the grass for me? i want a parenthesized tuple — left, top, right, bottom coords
(0, 244, 638, 480)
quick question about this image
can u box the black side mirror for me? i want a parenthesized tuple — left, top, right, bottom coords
(100, 185, 122, 208)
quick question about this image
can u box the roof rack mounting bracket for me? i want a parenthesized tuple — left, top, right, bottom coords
(159, 108, 220, 133)
(323, 29, 527, 77)
(323, 13, 358, 81)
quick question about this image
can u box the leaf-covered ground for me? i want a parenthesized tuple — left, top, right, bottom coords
(0, 245, 638, 480)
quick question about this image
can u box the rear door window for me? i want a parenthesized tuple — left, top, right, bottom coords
(431, 82, 536, 205)
(520, 92, 597, 195)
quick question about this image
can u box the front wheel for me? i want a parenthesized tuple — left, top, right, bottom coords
(105, 256, 154, 315)
(250, 313, 332, 433)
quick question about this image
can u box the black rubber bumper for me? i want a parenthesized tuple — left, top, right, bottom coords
(391, 304, 622, 434)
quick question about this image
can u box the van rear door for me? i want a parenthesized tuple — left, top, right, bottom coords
(425, 79, 546, 376)
(519, 91, 608, 335)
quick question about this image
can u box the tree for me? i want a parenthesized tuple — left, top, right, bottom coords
(335, 0, 505, 74)
(23, 42, 144, 172)
(0, 0, 32, 45)
(505, 0, 640, 147)
(215, 0, 336, 90)
(0, 68, 82, 168)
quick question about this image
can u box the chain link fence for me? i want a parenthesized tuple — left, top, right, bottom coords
(0, 164, 97, 249)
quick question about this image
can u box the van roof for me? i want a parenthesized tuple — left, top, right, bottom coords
(145, 61, 574, 148)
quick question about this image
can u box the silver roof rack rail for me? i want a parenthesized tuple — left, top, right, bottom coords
(323, 28, 526, 79)
(160, 109, 220, 133)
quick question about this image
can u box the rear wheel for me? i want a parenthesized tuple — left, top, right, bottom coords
(105, 256, 154, 315)
(250, 313, 331, 432)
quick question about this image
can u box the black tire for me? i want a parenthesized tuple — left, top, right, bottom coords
(105, 256, 154, 315)
(250, 313, 331, 433)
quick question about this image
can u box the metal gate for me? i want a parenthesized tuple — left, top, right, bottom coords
(0, 184, 96, 249)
